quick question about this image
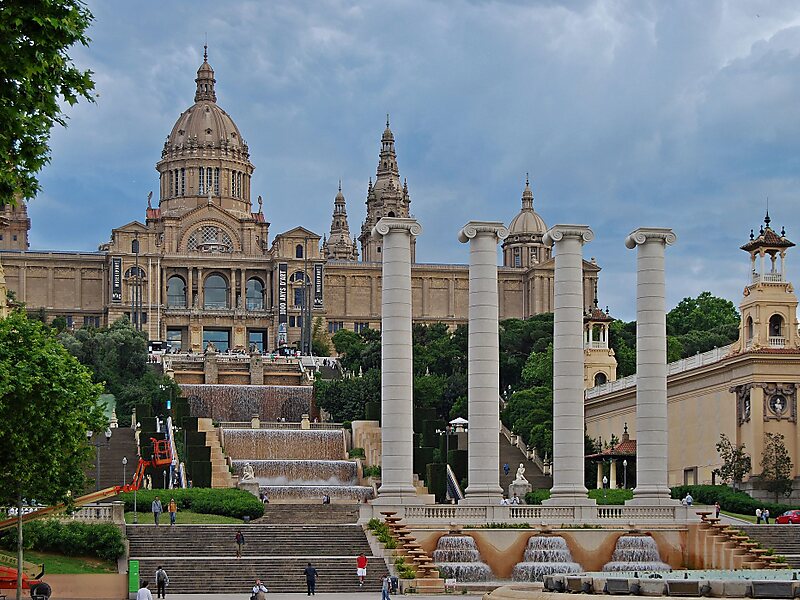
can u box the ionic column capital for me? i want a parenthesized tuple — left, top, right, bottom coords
(371, 217, 423, 239)
(457, 221, 509, 244)
(625, 227, 677, 249)
(543, 224, 594, 247)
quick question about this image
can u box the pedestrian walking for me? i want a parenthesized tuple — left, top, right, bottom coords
(235, 529, 245, 558)
(168, 498, 177, 526)
(251, 579, 268, 600)
(503, 463, 510, 476)
(381, 575, 391, 600)
(714, 501, 720, 519)
(137, 580, 153, 600)
(764, 508, 770, 524)
(304, 562, 318, 596)
(356, 553, 368, 587)
(155, 566, 169, 599)
(151, 496, 163, 526)
(755, 508, 762, 524)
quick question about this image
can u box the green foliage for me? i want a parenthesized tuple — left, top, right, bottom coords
(0, 311, 106, 508)
(58, 317, 179, 425)
(520, 343, 553, 388)
(470, 522, 532, 529)
(501, 387, 553, 456)
(331, 328, 381, 373)
(117, 488, 264, 520)
(311, 316, 332, 356)
(666, 292, 740, 336)
(50, 315, 67, 332)
(0, 0, 96, 203)
(760, 433, 794, 503)
(414, 374, 446, 410)
(362, 465, 381, 478)
(314, 369, 380, 422)
(348, 447, 366, 459)
(670, 485, 793, 516)
(0, 520, 124, 562)
(413, 323, 467, 376)
(713, 434, 751, 490)
(499, 314, 554, 390)
(588, 488, 633, 504)
(524, 489, 551, 505)
(608, 320, 636, 377)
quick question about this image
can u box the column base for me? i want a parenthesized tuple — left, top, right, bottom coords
(461, 484, 504, 505)
(544, 485, 596, 506)
(627, 485, 677, 506)
(373, 484, 423, 505)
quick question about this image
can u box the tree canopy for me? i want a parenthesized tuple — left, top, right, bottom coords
(666, 291, 740, 336)
(0, 0, 96, 204)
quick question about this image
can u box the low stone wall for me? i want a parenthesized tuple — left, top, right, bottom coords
(44, 574, 127, 600)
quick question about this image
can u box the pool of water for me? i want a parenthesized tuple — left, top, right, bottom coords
(581, 569, 800, 581)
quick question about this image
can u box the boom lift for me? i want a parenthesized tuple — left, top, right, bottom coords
(0, 438, 172, 598)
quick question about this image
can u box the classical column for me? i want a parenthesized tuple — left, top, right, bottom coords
(458, 221, 508, 503)
(610, 459, 618, 489)
(542, 225, 594, 504)
(625, 227, 677, 505)
(372, 217, 423, 503)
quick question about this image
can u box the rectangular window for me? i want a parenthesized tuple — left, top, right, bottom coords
(12, 235, 17, 241)
(248, 330, 266, 353)
(168, 171, 174, 197)
(166, 328, 183, 353)
(65, 315, 73, 329)
(199, 167, 205, 194)
(289, 316, 296, 328)
(206, 169, 213, 195)
(174, 170, 179, 197)
(203, 328, 231, 352)
(354, 322, 370, 333)
(181, 168, 185, 195)
(294, 287, 305, 308)
(214, 167, 220, 195)
(328, 321, 344, 334)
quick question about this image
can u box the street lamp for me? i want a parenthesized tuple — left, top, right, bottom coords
(87, 429, 112, 491)
(122, 456, 128, 486)
(435, 425, 452, 502)
(602, 475, 608, 499)
(622, 459, 628, 489)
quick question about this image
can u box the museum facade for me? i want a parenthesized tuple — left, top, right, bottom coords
(0, 52, 599, 353)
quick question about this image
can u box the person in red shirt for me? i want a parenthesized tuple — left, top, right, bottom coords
(356, 553, 368, 587)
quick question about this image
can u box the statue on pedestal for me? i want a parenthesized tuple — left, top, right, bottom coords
(509, 462, 531, 503)
(513, 463, 528, 484)
(241, 462, 256, 481)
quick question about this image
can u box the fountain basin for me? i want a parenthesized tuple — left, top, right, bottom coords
(259, 484, 373, 503)
(512, 536, 582, 582)
(432, 535, 493, 582)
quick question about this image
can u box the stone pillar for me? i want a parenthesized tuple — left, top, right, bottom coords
(596, 462, 603, 489)
(458, 221, 508, 503)
(625, 227, 677, 505)
(542, 225, 595, 505)
(610, 459, 618, 489)
(372, 217, 422, 503)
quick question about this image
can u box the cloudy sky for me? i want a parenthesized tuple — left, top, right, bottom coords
(32, 0, 800, 320)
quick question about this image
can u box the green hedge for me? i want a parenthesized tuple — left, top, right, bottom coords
(0, 520, 125, 562)
(524, 488, 633, 505)
(118, 488, 264, 520)
(670, 485, 794, 516)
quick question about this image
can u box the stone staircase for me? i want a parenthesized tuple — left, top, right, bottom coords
(499, 433, 550, 494)
(260, 504, 360, 525)
(197, 417, 233, 488)
(127, 522, 388, 593)
(87, 427, 138, 491)
(737, 525, 800, 568)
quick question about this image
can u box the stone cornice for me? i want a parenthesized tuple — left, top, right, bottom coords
(458, 221, 509, 244)
(542, 224, 594, 247)
(625, 227, 677, 249)
(371, 217, 423, 238)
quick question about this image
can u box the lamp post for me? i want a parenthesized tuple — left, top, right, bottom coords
(87, 429, 112, 491)
(602, 475, 608, 500)
(622, 459, 628, 489)
(435, 425, 452, 502)
(122, 456, 128, 486)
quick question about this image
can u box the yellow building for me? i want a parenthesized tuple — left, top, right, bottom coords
(585, 214, 800, 498)
(0, 51, 600, 350)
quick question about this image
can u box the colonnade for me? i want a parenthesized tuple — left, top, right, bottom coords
(373, 215, 676, 507)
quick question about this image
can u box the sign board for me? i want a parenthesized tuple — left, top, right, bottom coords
(128, 560, 140, 594)
(278, 263, 288, 324)
(111, 257, 122, 302)
(313, 263, 323, 308)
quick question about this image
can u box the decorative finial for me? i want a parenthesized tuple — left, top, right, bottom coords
(147, 191, 153, 209)
(781, 226, 786, 237)
(750, 228, 755, 240)
(593, 279, 599, 308)
(338, 179, 342, 192)
(257, 195, 263, 213)
(386, 113, 390, 128)
(764, 207, 771, 228)
(526, 172, 530, 186)
(204, 43, 208, 62)
(623, 422, 628, 434)
(605, 305, 610, 315)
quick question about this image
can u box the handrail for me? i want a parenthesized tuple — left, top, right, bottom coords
(445, 464, 464, 502)
(166, 416, 184, 489)
(500, 421, 546, 473)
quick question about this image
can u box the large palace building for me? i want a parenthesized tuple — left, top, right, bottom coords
(0, 52, 599, 352)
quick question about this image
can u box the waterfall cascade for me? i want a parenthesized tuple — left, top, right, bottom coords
(432, 535, 493, 581)
(223, 428, 373, 502)
(602, 534, 670, 572)
(512, 536, 582, 582)
(182, 384, 312, 421)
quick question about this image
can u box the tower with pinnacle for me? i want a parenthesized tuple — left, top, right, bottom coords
(358, 117, 414, 262)
(323, 182, 359, 261)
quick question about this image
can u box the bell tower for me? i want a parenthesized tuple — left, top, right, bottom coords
(737, 212, 799, 352)
(584, 283, 617, 388)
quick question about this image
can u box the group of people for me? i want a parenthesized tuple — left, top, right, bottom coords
(150, 496, 178, 526)
(500, 494, 521, 505)
(755, 507, 771, 524)
(135, 566, 170, 600)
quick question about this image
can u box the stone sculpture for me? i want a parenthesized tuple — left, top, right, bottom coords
(514, 463, 528, 484)
(241, 462, 256, 481)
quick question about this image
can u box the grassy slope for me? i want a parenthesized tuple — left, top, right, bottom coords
(124, 510, 242, 525)
(0, 549, 116, 575)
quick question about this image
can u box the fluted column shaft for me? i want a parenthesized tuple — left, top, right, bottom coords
(625, 227, 677, 505)
(372, 217, 422, 503)
(543, 225, 594, 504)
(458, 221, 509, 503)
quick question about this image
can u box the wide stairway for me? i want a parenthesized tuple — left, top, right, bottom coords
(499, 433, 550, 493)
(737, 525, 800, 568)
(87, 427, 138, 491)
(127, 506, 387, 593)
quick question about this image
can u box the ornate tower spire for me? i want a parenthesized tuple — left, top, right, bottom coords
(195, 45, 216, 103)
(522, 173, 534, 210)
(325, 182, 358, 261)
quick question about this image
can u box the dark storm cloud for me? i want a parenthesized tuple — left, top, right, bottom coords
(31, 0, 800, 319)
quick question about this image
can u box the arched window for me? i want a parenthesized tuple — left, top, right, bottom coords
(125, 266, 146, 279)
(594, 372, 608, 386)
(186, 225, 234, 253)
(167, 276, 187, 308)
(290, 271, 309, 283)
(199, 167, 205, 195)
(246, 278, 264, 310)
(388, 211, 395, 217)
(746, 316, 754, 341)
(769, 314, 784, 338)
(295, 244, 304, 259)
(204, 274, 229, 309)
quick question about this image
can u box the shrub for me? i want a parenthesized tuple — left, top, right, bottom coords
(0, 520, 125, 562)
(524, 489, 551, 505)
(588, 488, 633, 505)
(117, 488, 264, 520)
(363, 465, 381, 478)
(670, 484, 793, 516)
(348, 447, 366, 459)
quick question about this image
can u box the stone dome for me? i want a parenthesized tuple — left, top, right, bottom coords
(508, 178, 547, 235)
